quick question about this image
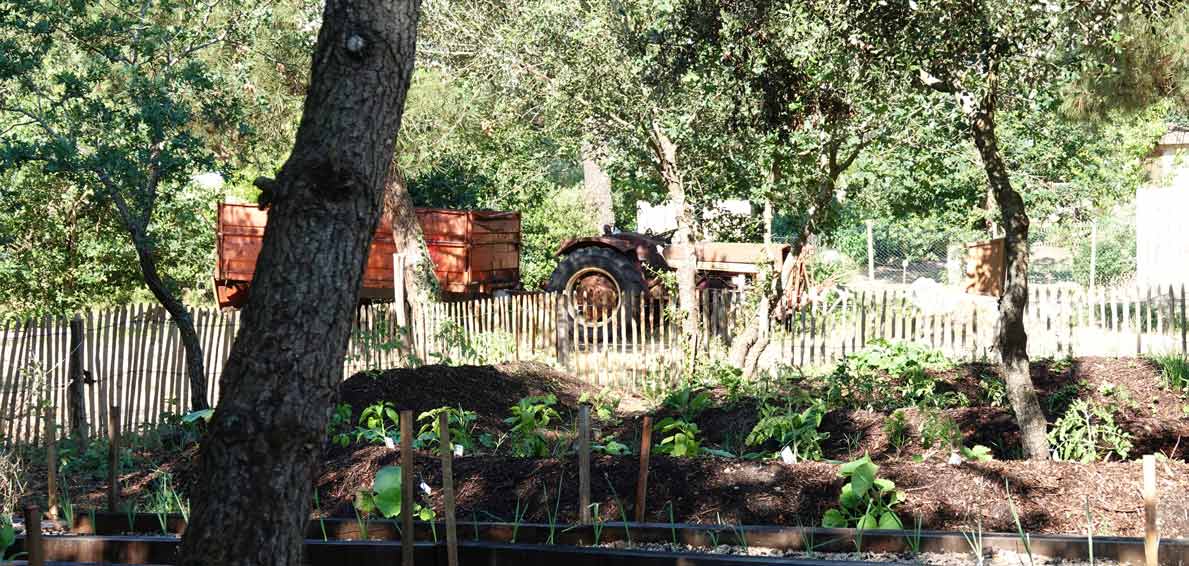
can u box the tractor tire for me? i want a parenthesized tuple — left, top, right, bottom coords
(547, 246, 645, 331)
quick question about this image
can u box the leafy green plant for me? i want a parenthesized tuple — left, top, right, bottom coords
(883, 409, 910, 454)
(745, 400, 828, 461)
(327, 403, 354, 447)
(826, 340, 960, 410)
(415, 406, 478, 452)
(661, 386, 712, 420)
(592, 436, 631, 456)
(0, 514, 15, 560)
(1152, 353, 1189, 392)
(978, 373, 1008, 408)
(1048, 400, 1133, 462)
(579, 387, 621, 423)
(355, 401, 400, 446)
(1044, 380, 1086, 416)
(348, 320, 411, 371)
(353, 465, 435, 528)
(504, 395, 561, 457)
(656, 418, 701, 457)
(960, 444, 994, 462)
(821, 455, 904, 530)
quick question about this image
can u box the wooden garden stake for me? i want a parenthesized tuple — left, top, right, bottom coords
(1144, 454, 1158, 566)
(107, 405, 120, 512)
(634, 415, 652, 523)
(439, 413, 459, 566)
(24, 505, 44, 566)
(400, 409, 415, 566)
(578, 405, 592, 523)
(45, 410, 58, 520)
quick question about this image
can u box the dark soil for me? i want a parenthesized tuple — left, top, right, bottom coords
(338, 362, 594, 432)
(316, 446, 1189, 539)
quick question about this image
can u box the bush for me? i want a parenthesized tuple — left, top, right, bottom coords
(826, 340, 960, 410)
(883, 409, 910, 454)
(918, 409, 962, 451)
(504, 394, 561, 457)
(520, 185, 600, 289)
(1048, 400, 1133, 462)
(1071, 206, 1135, 286)
(745, 400, 828, 462)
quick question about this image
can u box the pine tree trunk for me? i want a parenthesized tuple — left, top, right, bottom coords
(177, 2, 421, 564)
(970, 93, 1049, 460)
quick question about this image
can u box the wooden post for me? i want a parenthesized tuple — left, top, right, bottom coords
(24, 505, 44, 566)
(45, 410, 58, 520)
(865, 220, 875, 281)
(634, 416, 652, 523)
(1089, 220, 1098, 293)
(107, 405, 120, 512)
(1144, 454, 1158, 566)
(400, 409, 415, 566)
(578, 405, 591, 523)
(67, 315, 88, 443)
(438, 412, 459, 566)
(393, 253, 407, 328)
(556, 294, 571, 369)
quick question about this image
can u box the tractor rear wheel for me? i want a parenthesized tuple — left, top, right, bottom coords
(547, 246, 645, 330)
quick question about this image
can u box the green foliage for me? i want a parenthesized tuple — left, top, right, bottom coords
(656, 418, 701, 457)
(354, 466, 434, 522)
(977, 373, 1008, 408)
(0, 514, 15, 560)
(883, 409, 910, 454)
(579, 387, 621, 423)
(1152, 354, 1189, 392)
(327, 403, 354, 448)
(503, 395, 561, 457)
(827, 340, 961, 410)
(661, 386, 713, 420)
(1072, 208, 1136, 286)
(59, 438, 132, 483)
(960, 444, 994, 462)
(1044, 380, 1087, 416)
(415, 407, 478, 452)
(745, 401, 828, 462)
(592, 436, 631, 456)
(821, 455, 904, 530)
(355, 402, 400, 446)
(919, 409, 962, 451)
(1048, 400, 1133, 463)
(348, 322, 411, 371)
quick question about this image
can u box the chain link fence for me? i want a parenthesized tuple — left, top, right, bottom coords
(819, 205, 1137, 288)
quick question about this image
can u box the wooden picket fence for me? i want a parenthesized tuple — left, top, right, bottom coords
(2, 284, 1186, 446)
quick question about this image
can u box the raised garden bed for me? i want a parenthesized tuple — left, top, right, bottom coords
(13, 514, 1189, 565)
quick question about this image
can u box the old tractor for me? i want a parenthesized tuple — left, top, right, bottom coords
(546, 227, 789, 327)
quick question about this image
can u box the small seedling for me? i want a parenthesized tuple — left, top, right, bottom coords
(1006, 481, 1034, 566)
(314, 491, 328, 542)
(59, 482, 76, 528)
(1085, 495, 1095, 566)
(590, 503, 604, 545)
(510, 494, 529, 543)
(962, 517, 985, 566)
(666, 500, 677, 545)
(543, 474, 564, 544)
(905, 514, 923, 556)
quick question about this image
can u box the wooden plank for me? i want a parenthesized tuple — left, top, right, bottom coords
(578, 405, 592, 523)
(108, 405, 121, 511)
(9, 319, 33, 444)
(634, 415, 652, 523)
(439, 412, 459, 566)
(0, 320, 14, 446)
(1144, 454, 1158, 566)
(400, 410, 415, 566)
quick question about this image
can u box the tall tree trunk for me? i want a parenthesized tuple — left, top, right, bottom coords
(581, 143, 615, 230)
(384, 162, 436, 313)
(969, 91, 1049, 460)
(178, 2, 421, 565)
(67, 316, 88, 441)
(647, 121, 698, 338)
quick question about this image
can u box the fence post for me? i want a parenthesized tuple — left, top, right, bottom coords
(393, 253, 407, 328)
(45, 411, 58, 520)
(865, 220, 875, 281)
(578, 405, 591, 523)
(107, 406, 120, 512)
(634, 415, 652, 523)
(67, 315, 88, 444)
(439, 412, 459, 566)
(400, 409, 414, 566)
(556, 294, 570, 370)
(1089, 220, 1098, 293)
(24, 506, 44, 566)
(1143, 454, 1158, 566)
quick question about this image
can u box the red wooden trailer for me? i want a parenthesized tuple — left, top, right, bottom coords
(214, 202, 521, 309)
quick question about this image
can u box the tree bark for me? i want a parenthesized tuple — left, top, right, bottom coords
(177, 1, 421, 565)
(67, 316, 88, 441)
(384, 162, 436, 311)
(581, 144, 615, 230)
(969, 90, 1050, 460)
(647, 121, 698, 338)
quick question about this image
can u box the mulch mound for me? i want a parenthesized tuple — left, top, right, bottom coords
(316, 446, 1189, 538)
(338, 362, 593, 431)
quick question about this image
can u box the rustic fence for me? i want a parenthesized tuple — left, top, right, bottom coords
(2, 284, 1187, 446)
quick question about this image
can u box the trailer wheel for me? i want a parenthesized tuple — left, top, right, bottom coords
(547, 246, 645, 329)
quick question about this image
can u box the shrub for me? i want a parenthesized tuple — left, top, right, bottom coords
(827, 340, 960, 410)
(504, 394, 561, 457)
(579, 387, 621, 423)
(745, 400, 828, 462)
(821, 455, 904, 530)
(355, 401, 400, 446)
(1048, 400, 1133, 462)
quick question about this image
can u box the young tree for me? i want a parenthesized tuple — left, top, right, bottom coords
(177, 1, 422, 564)
(833, 0, 1149, 457)
(0, 0, 274, 411)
